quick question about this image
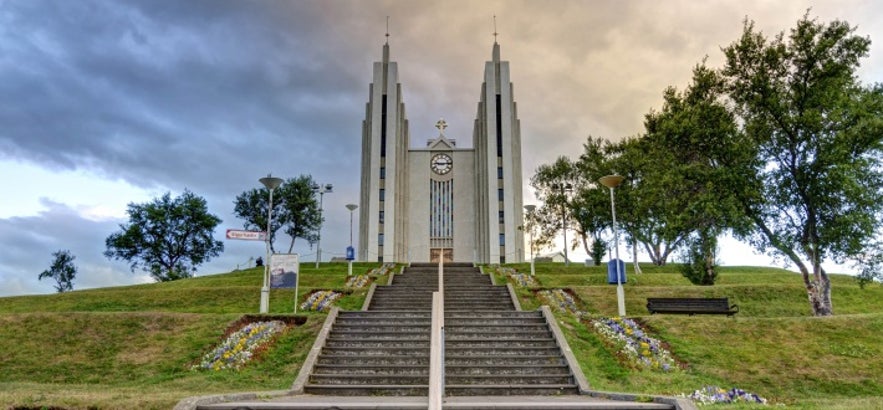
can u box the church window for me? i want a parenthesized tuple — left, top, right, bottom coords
(379, 189, 385, 202)
(498, 211, 504, 224)
(495, 94, 503, 157)
(499, 233, 505, 246)
(497, 167, 503, 179)
(380, 95, 388, 157)
(380, 167, 386, 179)
(379, 211, 384, 224)
(379, 233, 384, 244)
(498, 189, 504, 201)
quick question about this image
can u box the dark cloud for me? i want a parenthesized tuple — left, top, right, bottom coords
(0, 0, 877, 295)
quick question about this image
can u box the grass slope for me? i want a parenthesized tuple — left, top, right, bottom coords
(0, 263, 379, 409)
(1, 262, 881, 409)
(496, 263, 883, 409)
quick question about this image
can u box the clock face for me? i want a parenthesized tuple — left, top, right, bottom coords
(431, 154, 453, 175)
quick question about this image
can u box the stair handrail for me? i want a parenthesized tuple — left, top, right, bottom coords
(428, 291, 444, 410)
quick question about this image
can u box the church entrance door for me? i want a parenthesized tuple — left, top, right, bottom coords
(430, 248, 453, 263)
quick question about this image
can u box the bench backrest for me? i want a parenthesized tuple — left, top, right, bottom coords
(647, 298, 731, 310)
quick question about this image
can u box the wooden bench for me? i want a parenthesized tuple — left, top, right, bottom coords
(646, 297, 739, 316)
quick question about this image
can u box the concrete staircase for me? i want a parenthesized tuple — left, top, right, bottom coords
(443, 264, 580, 396)
(301, 265, 437, 396)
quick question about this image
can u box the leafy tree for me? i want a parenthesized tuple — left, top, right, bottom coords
(643, 63, 750, 284)
(39, 249, 76, 292)
(233, 175, 321, 254)
(719, 14, 883, 315)
(105, 190, 224, 282)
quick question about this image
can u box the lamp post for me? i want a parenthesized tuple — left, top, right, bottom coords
(312, 183, 333, 269)
(551, 183, 573, 266)
(259, 174, 284, 314)
(345, 203, 358, 276)
(524, 204, 536, 276)
(599, 174, 626, 317)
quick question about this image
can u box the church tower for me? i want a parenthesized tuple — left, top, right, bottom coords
(358, 38, 524, 264)
(358, 41, 410, 263)
(472, 41, 525, 264)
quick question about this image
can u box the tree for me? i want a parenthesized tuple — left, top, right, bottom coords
(642, 63, 750, 284)
(39, 249, 76, 292)
(719, 14, 883, 315)
(105, 190, 224, 282)
(233, 175, 321, 254)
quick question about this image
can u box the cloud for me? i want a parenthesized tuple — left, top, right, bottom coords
(0, 0, 877, 295)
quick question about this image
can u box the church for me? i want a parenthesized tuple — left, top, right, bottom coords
(358, 38, 525, 264)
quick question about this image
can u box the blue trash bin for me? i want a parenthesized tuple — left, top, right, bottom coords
(607, 259, 626, 284)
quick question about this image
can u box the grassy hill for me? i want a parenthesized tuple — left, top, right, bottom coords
(1, 262, 881, 409)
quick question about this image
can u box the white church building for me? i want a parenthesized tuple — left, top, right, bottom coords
(358, 39, 525, 264)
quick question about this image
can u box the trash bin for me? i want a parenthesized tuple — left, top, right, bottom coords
(607, 259, 626, 284)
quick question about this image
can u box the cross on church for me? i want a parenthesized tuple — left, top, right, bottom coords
(435, 118, 448, 135)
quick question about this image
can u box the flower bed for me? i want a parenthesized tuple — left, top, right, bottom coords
(300, 289, 343, 312)
(368, 263, 396, 276)
(683, 386, 768, 405)
(487, 265, 539, 287)
(345, 274, 371, 289)
(592, 316, 678, 372)
(192, 320, 287, 371)
(537, 288, 586, 317)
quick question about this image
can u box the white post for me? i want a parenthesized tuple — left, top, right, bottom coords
(261, 187, 272, 314)
(610, 186, 626, 317)
(315, 191, 324, 269)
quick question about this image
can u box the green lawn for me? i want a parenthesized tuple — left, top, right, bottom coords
(1, 261, 882, 409)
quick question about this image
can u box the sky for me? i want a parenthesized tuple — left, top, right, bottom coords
(1, 0, 881, 297)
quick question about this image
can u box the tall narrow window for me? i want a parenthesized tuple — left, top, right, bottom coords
(498, 210, 504, 224)
(499, 233, 505, 246)
(380, 95, 388, 157)
(380, 167, 386, 179)
(379, 233, 384, 244)
(497, 167, 503, 179)
(379, 211, 385, 224)
(379, 189, 385, 202)
(498, 189, 504, 201)
(495, 94, 503, 157)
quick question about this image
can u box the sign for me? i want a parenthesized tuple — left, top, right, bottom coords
(346, 246, 355, 261)
(270, 253, 299, 289)
(226, 229, 267, 241)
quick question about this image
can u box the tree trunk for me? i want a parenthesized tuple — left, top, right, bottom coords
(632, 244, 642, 274)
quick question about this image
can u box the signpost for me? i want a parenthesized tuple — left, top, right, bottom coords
(225, 229, 267, 241)
(270, 253, 301, 313)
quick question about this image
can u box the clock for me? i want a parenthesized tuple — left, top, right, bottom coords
(431, 153, 453, 175)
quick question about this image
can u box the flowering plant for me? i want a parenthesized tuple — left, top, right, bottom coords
(368, 263, 396, 276)
(300, 289, 343, 312)
(537, 289, 587, 318)
(487, 265, 539, 287)
(345, 274, 371, 289)
(682, 386, 768, 405)
(192, 320, 286, 371)
(592, 316, 677, 372)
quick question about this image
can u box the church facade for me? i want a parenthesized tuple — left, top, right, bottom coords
(358, 40, 525, 264)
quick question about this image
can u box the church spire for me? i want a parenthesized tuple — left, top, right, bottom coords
(492, 15, 500, 62)
(382, 16, 390, 63)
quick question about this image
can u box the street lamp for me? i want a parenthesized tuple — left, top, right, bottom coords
(259, 174, 284, 314)
(312, 183, 333, 269)
(524, 204, 536, 276)
(345, 203, 358, 275)
(599, 174, 626, 317)
(551, 183, 573, 266)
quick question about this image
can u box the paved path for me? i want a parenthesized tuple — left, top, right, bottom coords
(198, 394, 677, 409)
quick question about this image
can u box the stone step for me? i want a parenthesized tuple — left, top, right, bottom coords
(446, 311, 543, 319)
(312, 364, 429, 376)
(444, 346, 564, 356)
(337, 311, 431, 318)
(445, 384, 580, 396)
(444, 340, 558, 348)
(446, 325, 550, 333)
(446, 374, 574, 385)
(318, 354, 430, 366)
(320, 347, 429, 356)
(445, 331, 554, 339)
(325, 340, 429, 349)
(445, 317, 546, 325)
(332, 326, 430, 333)
(309, 374, 429, 385)
(445, 355, 566, 366)
(329, 332, 430, 340)
(303, 384, 428, 396)
(445, 365, 570, 375)
(334, 318, 431, 326)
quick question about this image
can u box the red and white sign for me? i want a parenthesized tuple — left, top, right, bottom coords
(225, 229, 267, 241)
